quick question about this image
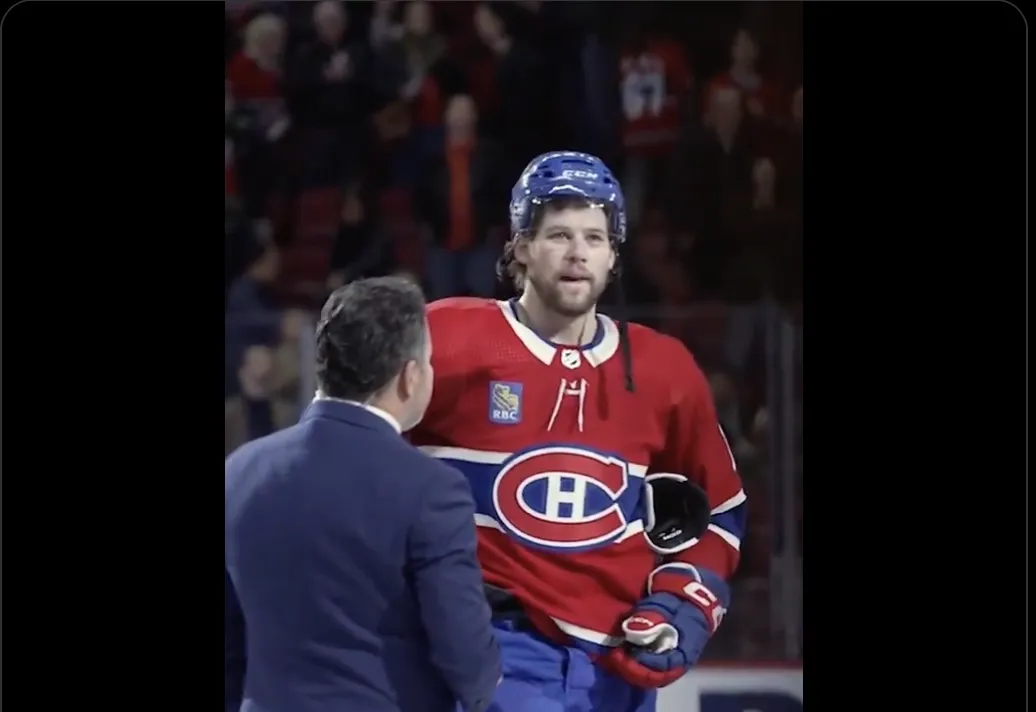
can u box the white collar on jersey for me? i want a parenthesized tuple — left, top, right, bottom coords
(496, 299, 621, 367)
(313, 392, 402, 434)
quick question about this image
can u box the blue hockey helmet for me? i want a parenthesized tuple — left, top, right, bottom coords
(508, 151, 627, 243)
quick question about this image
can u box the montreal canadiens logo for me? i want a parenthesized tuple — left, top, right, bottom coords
(491, 445, 632, 550)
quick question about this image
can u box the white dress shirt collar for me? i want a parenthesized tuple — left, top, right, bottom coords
(313, 392, 402, 434)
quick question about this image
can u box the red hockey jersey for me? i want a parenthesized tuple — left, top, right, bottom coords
(410, 297, 746, 653)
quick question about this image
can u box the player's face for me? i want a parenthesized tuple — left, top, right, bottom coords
(520, 205, 615, 318)
(400, 321, 434, 432)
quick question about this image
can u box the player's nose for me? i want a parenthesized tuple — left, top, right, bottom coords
(566, 234, 591, 261)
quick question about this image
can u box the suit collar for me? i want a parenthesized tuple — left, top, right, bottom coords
(302, 398, 402, 437)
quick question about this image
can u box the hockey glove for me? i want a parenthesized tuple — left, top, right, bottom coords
(604, 564, 729, 689)
(642, 473, 712, 556)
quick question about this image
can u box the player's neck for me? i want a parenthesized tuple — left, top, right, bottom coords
(516, 291, 597, 347)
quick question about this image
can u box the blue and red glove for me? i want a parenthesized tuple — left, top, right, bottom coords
(604, 563, 729, 689)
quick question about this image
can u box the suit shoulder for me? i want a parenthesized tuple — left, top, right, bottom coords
(224, 428, 296, 496)
(225, 427, 285, 469)
(395, 442, 470, 490)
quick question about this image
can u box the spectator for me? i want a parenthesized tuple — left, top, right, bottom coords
(226, 241, 285, 358)
(226, 79, 276, 219)
(725, 156, 800, 303)
(372, 2, 458, 132)
(228, 13, 288, 104)
(226, 242, 307, 450)
(618, 28, 694, 227)
(722, 157, 801, 372)
(703, 28, 784, 124)
(707, 87, 757, 178)
(415, 94, 506, 300)
(370, 1, 471, 186)
(225, 205, 264, 299)
(626, 207, 672, 307)
(468, 3, 548, 177)
(326, 182, 394, 290)
(289, 2, 369, 129)
(228, 14, 294, 222)
(368, 0, 399, 49)
(224, 322, 304, 455)
(669, 86, 759, 298)
(225, 344, 277, 452)
(287, 1, 373, 185)
(397, 0, 458, 107)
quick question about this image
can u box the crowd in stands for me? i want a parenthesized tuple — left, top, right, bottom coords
(224, 0, 803, 661)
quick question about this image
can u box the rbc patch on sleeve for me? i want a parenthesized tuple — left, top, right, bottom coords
(488, 381, 523, 425)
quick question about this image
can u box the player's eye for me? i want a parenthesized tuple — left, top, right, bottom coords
(586, 233, 606, 243)
(547, 231, 570, 241)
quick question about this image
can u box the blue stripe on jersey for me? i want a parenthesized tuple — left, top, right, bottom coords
(436, 456, 648, 530)
(711, 500, 747, 547)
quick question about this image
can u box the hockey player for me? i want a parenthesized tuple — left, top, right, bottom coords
(409, 151, 747, 712)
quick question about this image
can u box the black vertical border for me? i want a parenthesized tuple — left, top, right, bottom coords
(1, 1, 223, 706)
(806, 1, 1026, 708)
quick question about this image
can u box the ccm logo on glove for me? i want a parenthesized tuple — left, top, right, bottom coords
(681, 580, 725, 630)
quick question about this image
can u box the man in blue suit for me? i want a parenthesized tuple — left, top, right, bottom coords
(226, 276, 501, 712)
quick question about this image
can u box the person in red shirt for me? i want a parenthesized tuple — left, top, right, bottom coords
(618, 35, 693, 227)
(227, 13, 286, 103)
(619, 37, 692, 156)
(704, 28, 785, 125)
(227, 13, 294, 236)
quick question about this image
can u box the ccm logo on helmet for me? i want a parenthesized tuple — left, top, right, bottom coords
(491, 445, 637, 552)
(560, 169, 599, 180)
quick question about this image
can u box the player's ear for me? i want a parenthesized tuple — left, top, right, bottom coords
(512, 235, 530, 267)
(607, 247, 616, 273)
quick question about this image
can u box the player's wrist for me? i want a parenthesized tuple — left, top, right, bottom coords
(646, 563, 729, 634)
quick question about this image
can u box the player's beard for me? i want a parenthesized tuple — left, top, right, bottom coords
(528, 272, 607, 318)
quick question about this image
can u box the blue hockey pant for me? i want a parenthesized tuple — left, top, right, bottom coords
(471, 619, 657, 712)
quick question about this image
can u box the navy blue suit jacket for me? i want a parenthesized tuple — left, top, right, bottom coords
(225, 399, 500, 712)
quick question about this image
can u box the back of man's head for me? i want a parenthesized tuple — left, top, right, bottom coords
(315, 276, 427, 402)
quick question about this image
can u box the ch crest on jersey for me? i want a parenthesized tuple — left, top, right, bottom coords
(490, 445, 635, 552)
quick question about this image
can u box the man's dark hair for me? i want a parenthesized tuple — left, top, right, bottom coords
(315, 276, 428, 402)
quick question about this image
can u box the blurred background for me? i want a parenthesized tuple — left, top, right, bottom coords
(225, 0, 802, 705)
